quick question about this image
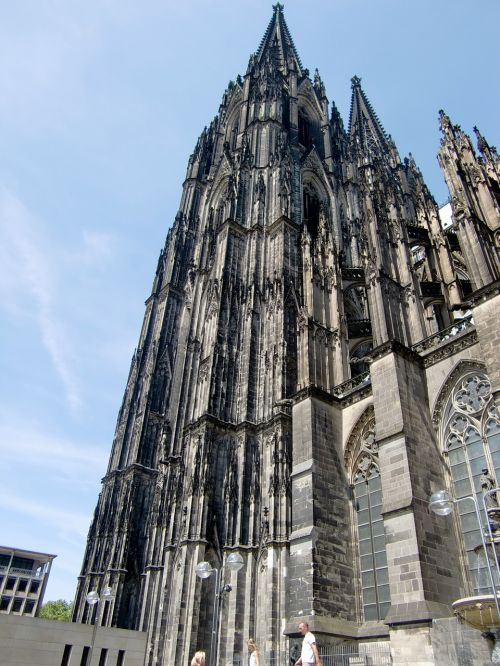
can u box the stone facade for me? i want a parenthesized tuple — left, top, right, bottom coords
(74, 6, 500, 665)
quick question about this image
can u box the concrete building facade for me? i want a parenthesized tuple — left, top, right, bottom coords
(0, 545, 55, 618)
(0, 614, 147, 666)
(74, 6, 500, 665)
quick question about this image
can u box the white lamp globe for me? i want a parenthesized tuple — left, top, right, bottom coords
(226, 552, 244, 572)
(429, 490, 454, 516)
(101, 586, 114, 600)
(195, 561, 213, 579)
(86, 590, 99, 606)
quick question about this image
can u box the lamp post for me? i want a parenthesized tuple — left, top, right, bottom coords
(428, 489, 500, 622)
(85, 586, 114, 666)
(195, 552, 244, 666)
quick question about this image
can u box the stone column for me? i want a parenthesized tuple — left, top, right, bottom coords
(286, 388, 357, 642)
(370, 341, 464, 665)
(469, 282, 500, 403)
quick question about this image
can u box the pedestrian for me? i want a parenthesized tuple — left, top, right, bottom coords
(294, 622, 322, 666)
(247, 638, 260, 666)
(191, 650, 206, 666)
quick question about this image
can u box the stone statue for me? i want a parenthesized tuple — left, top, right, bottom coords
(480, 468, 499, 510)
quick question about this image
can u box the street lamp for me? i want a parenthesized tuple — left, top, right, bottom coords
(85, 586, 114, 666)
(428, 490, 500, 621)
(195, 552, 244, 666)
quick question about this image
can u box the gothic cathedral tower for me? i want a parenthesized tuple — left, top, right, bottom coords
(75, 6, 500, 665)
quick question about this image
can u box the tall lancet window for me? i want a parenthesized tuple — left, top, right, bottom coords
(442, 371, 500, 593)
(353, 420, 390, 621)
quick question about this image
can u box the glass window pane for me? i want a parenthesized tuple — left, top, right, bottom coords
(358, 524, 371, 541)
(451, 462, 469, 481)
(491, 451, 500, 471)
(370, 490, 382, 507)
(355, 482, 367, 498)
(372, 521, 385, 537)
(379, 602, 390, 619)
(448, 447, 466, 465)
(460, 512, 480, 532)
(359, 539, 372, 556)
(454, 478, 473, 497)
(471, 457, 487, 476)
(362, 587, 377, 604)
(357, 495, 369, 512)
(463, 530, 482, 550)
(364, 604, 378, 621)
(360, 554, 374, 572)
(468, 440, 484, 460)
(361, 571, 375, 588)
(373, 535, 386, 553)
(377, 584, 391, 603)
(376, 567, 388, 585)
(375, 551, 387, 568)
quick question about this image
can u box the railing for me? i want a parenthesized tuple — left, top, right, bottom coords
(411, 315, 474, 354)
(444, 228, 460, 251)
(406, 224, 430, 244)
(246, 642, 392, 666)
(420, 281, 442, 298)
(459, 279, 473, 296)
(331, 371, 371, 398)
(347, 319, 372, 338)
(341, 267, 365, 282)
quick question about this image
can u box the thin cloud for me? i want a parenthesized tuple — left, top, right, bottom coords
(0, 187, 82, 412)
(0, 420, 107, 474)
(0, 492, 91, 539)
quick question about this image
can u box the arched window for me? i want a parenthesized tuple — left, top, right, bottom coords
(352, 419, 390, 621)
(302, 184, 320, 239)
(298, 109, 311, 148)
(443, 371, 500, 593)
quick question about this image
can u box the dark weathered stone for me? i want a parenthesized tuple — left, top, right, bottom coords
(73, 6, 500, 666)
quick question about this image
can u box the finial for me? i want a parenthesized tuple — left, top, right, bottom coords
(438, 109, 452, 134)
(351, 75, 362, 88)
(474, 126, 489, 154)
(273, 2, 284, 13)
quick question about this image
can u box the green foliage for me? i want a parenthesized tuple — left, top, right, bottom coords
(39, 599, 73, 622)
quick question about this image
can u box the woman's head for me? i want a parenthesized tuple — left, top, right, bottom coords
(247, 639, 258, 652)
(191, 650, 206, 666)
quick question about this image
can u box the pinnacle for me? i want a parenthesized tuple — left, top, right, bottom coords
(254, 4, 302, 74)
(348, 76, 388, 151)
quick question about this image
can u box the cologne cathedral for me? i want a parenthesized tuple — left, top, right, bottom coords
(74, 5, 500, 665)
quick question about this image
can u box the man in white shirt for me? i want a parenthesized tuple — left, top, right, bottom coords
(294, 622, 322, 666)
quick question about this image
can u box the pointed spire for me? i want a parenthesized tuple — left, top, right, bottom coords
(255, 4, 302, 75)
(473, 126, 499, 161)
(348, 75, 389, 152)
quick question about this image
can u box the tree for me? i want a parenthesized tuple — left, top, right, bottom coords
(39, 599, 73, 621)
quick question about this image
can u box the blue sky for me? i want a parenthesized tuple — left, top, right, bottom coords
(0, 0, 498, 603)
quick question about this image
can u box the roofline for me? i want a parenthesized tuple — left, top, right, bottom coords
(0, 545, 57, 561)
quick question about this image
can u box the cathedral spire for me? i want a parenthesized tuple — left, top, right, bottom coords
(348, 75, 389, 152)
(255, 4, 303, 74)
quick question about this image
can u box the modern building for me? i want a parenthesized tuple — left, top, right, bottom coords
(74, 5, 500, 665)
(0, 545, 55, 617)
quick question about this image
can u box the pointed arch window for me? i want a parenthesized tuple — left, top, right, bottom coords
(353, 421, 390, 621)
(443, 371, 500, 594)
